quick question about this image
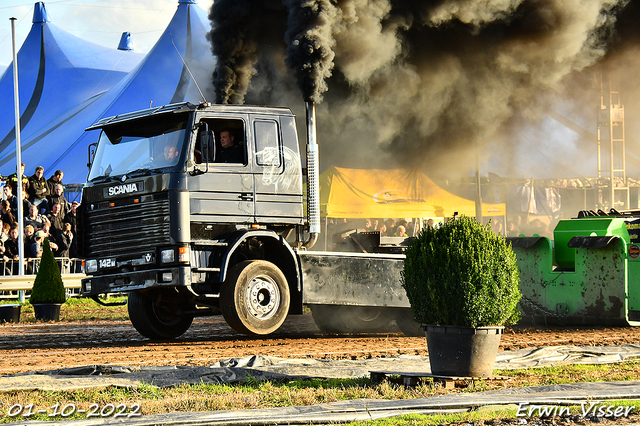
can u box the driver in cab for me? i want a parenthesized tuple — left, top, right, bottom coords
(215, 129, 244, 163)
(164, 144, 179, 162)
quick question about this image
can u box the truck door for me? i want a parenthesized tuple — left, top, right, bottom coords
(251, 115, 304, 225)
(187, 116, 255, 225)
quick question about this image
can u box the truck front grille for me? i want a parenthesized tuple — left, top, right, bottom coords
(84, 197, 171, 258)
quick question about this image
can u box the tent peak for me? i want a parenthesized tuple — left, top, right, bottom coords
(33, 2, 51, 24)
(118, 32, 133, 51)
(178, 0, 197, 3)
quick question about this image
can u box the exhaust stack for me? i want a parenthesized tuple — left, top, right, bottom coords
(302, 101, 320, 249)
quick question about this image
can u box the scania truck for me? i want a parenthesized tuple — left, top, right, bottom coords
(79, 101, 417, 339)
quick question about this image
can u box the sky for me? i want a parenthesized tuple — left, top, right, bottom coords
(1, 0, 639, 183)
(0, 0, 214, 71)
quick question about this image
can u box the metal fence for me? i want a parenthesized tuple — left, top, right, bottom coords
(0, 257, 86, 298)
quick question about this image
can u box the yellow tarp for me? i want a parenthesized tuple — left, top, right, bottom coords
(319, 167, 505, 218)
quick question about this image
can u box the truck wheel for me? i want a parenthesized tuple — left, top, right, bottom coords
(128, 289, 194, 340)
(340, 306, 394, 333)
(220, 260, 290, 336)
(310, 305, 346, 333)
(311, 305, 393, 334)
(394, 308, 424, 337)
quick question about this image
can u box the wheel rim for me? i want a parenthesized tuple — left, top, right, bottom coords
(244, 274, 280, 320)
(353, 306, 383, 322)
(149, 291, 185, 326)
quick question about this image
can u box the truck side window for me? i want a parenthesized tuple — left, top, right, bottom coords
(254, 120, 281, 167)
(196, 119, 247, 164)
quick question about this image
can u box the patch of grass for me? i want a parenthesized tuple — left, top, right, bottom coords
(0, 296, 128, 322)
(1, 361, 640, 423)
(347, 401, 640, 426)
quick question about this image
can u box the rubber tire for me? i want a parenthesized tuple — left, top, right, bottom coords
(311, 304, 394, 334)
(310, 305, 346, 334)
(220, 260, 290, 336)
(127, 289, 194, 340)
(395, 308, 424, 337)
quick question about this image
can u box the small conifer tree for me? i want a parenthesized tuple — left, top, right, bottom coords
(29, 238, 66, 304)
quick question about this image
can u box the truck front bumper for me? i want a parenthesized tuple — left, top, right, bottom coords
(81, 267, 191, 296)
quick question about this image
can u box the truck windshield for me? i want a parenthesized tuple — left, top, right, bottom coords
(88, 117, 188, 181)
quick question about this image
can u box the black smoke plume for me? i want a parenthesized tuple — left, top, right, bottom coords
(209, 0, 640, 178)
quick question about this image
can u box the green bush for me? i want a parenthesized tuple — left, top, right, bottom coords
(29, 238, 66, 304)
(402, 216, 521, 327)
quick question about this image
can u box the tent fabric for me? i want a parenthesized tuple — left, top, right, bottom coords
(42, 0, 215, 184)
(0, 0, 215, 184)
(320, 167, 506, 218)
(0, 2, 143, 178)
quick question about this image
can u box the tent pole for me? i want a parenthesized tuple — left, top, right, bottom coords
(11, 17, 26, 302)
(475, 150, 483, 224)
(324, 217, 328, 251)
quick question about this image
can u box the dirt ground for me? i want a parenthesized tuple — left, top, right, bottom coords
(1, 312, 640, 377)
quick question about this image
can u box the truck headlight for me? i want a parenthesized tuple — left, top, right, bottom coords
(86, 259, 97, 273)
(160, 249, 175, 263)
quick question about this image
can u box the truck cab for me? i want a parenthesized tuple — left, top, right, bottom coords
(80, 102, 306, 339)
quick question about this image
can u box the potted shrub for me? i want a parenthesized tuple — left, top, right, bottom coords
(402, 215, 521, 377)
(0, 303, 22, 323)
(29, 238, 66, 321)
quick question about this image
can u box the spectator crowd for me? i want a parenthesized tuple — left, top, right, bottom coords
(0, 164, 78, 273)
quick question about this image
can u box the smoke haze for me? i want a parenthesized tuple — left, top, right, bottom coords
(208, 0, 640, 179)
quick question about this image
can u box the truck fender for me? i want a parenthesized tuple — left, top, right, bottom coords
(217, 230, 302, 312)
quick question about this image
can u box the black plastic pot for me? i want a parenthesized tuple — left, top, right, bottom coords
(33, 303, 62, 321)
(0, 304, 21, 323)
(425, 325, 503, 377)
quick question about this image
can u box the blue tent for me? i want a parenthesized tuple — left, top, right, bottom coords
(0, 2, 143, 179)
(0, 0, 215, 184)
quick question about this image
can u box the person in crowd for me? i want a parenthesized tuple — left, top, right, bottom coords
(4, 226, 21, 274)
(46, 202, 65, 237)
(47, 184, 70, 216)
(364, 218, 373, 231)
(7, 163, 29, 195)
(46, 170, 64, 196)
(405, 221, 414, 237)
(0, 234, 8, 275)
(215, 128, 244, 163)
(384, 218, 396, 236)
(0, 218, 6, 244)
(378, 224, 387, 237)
(30, 230, 45, 258)
(395, 225, 407, 238)
(0, 228, 6, 260)
(28, 166, 50, 213)
(24, 224, 35, 257)
(507, 220, 520, 237)
(25, 204, 46, 230)
(492, 218, 504, 235)
(3, 185, 18, 211)
(0, 200, 16, 226)
(56, 223, 73, 258)
(64, 202, 79, 257)
(40, 222, 59, 255)
(18, 188, 33, 217)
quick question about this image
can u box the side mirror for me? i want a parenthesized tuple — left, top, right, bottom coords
(201, 131, 215, 163)
(193, 126, 215, 176)
(87, 142, 98, 169)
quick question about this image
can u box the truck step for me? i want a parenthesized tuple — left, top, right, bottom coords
(192, 267, 221, 272)
(191, 240, 228, 247)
